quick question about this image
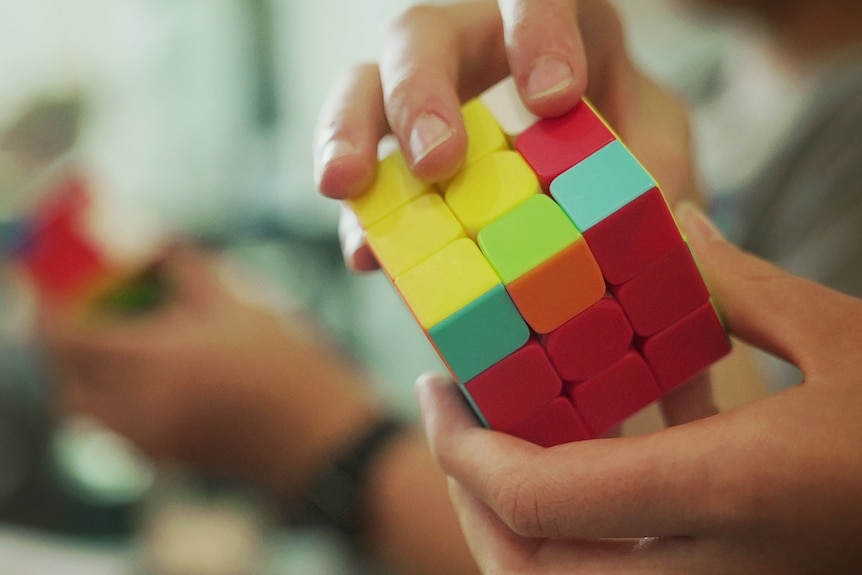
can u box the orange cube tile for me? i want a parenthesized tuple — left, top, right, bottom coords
(505, 239, 605, 333)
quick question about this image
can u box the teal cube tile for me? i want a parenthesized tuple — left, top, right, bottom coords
(549, 140, 655, 231)
(430, 284, 530, 382)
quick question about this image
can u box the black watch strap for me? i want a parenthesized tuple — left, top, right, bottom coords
(302, 416, 406, 538)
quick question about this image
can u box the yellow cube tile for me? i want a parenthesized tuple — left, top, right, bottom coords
(366, 194, 466, 279)
(395, 237, 501, 329)
(462, 98, 509, 166)
(444, 150, 540, 237)
(346, 150, 431, 227)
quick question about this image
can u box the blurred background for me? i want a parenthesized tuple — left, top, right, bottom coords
(0, 0, 796, 573)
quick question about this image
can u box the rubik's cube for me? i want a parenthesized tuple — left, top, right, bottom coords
(6, 177, 167, 312)
(347, 81, 731, 446)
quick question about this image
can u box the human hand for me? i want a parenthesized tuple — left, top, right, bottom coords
(37, 244, 382, 501)
(316, 0, 713, 436)
(417, 202, 862, 574)
(315, 0, 697, 272)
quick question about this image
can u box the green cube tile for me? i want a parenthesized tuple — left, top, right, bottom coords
(429, 284, 530, 382)
(550, 140, 656, 231)
(477, 194, 581, 284)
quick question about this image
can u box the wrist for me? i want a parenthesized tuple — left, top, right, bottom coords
(297, 415, 409, 538)
(254, 377, 383, 505)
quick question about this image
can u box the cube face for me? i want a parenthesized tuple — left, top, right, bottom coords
(641, 301, 732, 393)
(350, 91, 730, 447)
(461, 98, 510, 164)
(19, 183, 105, 302)
(508, 397, 592, 447)
(479, 77, 538, 141)
(23, 210, 108, 301)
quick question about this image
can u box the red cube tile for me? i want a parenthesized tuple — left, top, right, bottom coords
(542, 296, 633, 382)
(640, 302, 732, 393)
(464, 339, 562, 431)
(584, 188, 685, 285)
(611, 244, 710, 337)
(509, 397, 593, 447)
(566, 351, 661, 437)
(514, 101, 617, 192)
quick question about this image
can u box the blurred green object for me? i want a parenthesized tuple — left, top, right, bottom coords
(96, 268, 169, 316)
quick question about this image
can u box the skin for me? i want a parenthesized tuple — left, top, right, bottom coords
(39, 245, 384, 501)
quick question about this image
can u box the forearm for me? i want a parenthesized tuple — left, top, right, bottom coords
(225, 315, 476, 573)
(361, 429, 480, 575)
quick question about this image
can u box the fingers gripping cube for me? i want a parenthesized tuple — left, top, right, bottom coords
(346, 80, 731, 446)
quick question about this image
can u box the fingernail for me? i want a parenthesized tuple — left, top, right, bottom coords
(675, 200, 724, 242)
(416, 371, 447, 390)
(527, 55, 574, 101)
(341, 223, 365, 269)
(320, 138, 358, 169)
(409, 113, 455, 165)
(415, 372, 449, 430)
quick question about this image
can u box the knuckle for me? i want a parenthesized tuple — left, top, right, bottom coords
(493, 471, 551, 538)
(385, 3, 443, 37)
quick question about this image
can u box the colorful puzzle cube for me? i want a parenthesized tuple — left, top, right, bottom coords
(347, 80, 731, 446)
(7, 177, 167, 312)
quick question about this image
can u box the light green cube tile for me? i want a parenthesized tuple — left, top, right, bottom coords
(477, 194, 581, 284)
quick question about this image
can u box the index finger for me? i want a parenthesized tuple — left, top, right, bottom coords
(498, 0, 587, 116)
(379, 2, 506, 181)
(314, 64, 391, 200)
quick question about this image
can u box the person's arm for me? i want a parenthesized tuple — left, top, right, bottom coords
(419, 202, 862, 574)
(357, 429, 477, 575)
(37, 243, 479, 575)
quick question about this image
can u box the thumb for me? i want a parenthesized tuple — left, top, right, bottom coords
(676, 201, 862, 374)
